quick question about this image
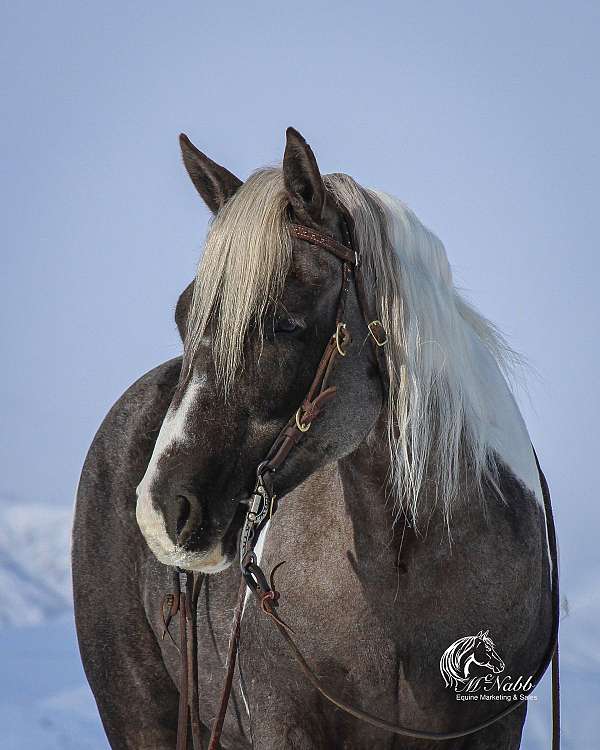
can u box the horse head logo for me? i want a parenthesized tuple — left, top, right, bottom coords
(439, 630, 505, 689)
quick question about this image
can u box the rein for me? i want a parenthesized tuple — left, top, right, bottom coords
(168, 220, 560, 749)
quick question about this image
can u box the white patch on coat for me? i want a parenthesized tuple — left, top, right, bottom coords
(239, 519, 271, 718)
(241, 519, 270, 616)
(470, 340, 542, 503)
(470, 340, 552, 579)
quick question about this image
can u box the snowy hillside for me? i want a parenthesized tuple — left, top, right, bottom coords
(0, 496, 72, 626)
(0, 495, 596, 749)
(0, 494, 108, 749)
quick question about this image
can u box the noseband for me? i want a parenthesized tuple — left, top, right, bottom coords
(170, 218, 560, 750)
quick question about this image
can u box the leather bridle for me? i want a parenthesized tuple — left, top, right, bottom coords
(239, 220, 388, 594)
(167, 216, 560, 750)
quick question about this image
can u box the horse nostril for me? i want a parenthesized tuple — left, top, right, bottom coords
(175, 496, 190, 536)
(174, 493, 203, 546)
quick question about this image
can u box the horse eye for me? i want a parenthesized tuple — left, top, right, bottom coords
(274, 317, 300, 334)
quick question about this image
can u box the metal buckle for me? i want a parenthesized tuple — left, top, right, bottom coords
(367, 320, 387, 347)
(295, 407, 311, 432)
(335, 322, 348, 357)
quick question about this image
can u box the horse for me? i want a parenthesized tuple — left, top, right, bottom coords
(73, 127, 556, 749)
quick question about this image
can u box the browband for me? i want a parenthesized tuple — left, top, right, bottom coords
(289, 223, 358, 266)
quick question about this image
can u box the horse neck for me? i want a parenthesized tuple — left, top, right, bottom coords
(337, 412, 391, 514)
(335, 413, 405, 585)
(333, 409, 451, 589)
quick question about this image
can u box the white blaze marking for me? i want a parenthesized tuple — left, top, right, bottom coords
(135, 374, 230, 573)
(138, 373, 207, 499)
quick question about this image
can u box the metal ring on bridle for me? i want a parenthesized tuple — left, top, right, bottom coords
(335, 322, 348, 356)
(256, 460, 270, 480)
(295, 407, 311, 432)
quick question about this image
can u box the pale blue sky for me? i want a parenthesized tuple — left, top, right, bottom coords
(1, 2, 599, 742)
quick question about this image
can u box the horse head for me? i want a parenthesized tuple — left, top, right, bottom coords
(135, 128, 384, 572)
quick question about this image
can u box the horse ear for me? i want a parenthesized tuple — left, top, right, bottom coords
(283, 127, 326, 227)
(483, 630, 489, 638)
(175, 281, 194, 341)
(476, 630, 483, 637)
(179, 134, 243, 214)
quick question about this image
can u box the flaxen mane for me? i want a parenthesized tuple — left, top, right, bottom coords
(184, 169, 521, 525)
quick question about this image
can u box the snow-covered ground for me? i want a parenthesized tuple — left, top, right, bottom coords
(0, 495, 596, 749)
(0, 495, 108, 749)
(0, 617, 108, 750)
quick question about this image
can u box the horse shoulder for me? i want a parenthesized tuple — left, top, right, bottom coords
(74, 357, 182, 531)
